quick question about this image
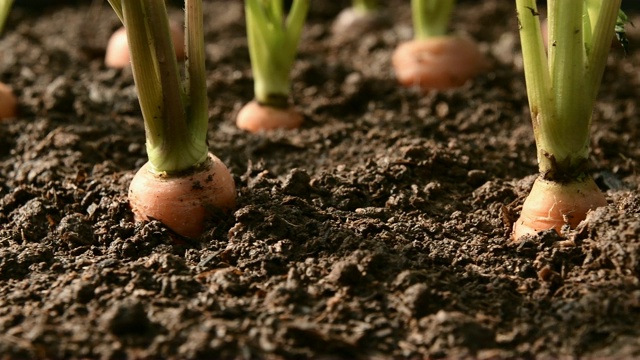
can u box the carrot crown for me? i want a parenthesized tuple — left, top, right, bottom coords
(515, 0, 622, 181)
(411, 0, 455, 39)
(0, 0, 13, 33)
(245, 0, 309, 108)
(107, 0, 208, 174)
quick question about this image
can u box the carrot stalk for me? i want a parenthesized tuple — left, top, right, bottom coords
(237, 0, 309, 132)
(412, 0, 454, 39)
(0, 0, 12, 34)
(107, 0, 236, 239)
(513, 0, 621, 240)
(129, 153, 236, 239)
(352, 0, 377, 14)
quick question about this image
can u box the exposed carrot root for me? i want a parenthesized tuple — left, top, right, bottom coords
(512, 176, 607, 240)
(391, 36, 487, 91)
(104, 27, 129, 69)
(105, 23, 185, 69)
(128, 153, 236, 239)
(331, 7, 387, 42)
(236, 100, 302, 132)
(0, 82, 17, 120)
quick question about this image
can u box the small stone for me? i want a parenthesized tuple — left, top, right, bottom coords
(326, 261, 361, 286)
(403, 283, 431, 318)
(102, 299, 152, 336)
(282, 169, 312, 198)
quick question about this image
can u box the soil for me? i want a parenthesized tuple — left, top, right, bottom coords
(1, 1, 640, 359)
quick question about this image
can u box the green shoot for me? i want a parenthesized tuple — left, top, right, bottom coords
(0, 0, 13, 33)
(352, 0, 378, 14)
(245, 0, 309, 108)
(106, 0, 208, 174)
(516, 0, 621, 181)
(412, 0, 455, 39)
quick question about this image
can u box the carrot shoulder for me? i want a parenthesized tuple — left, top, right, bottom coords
(236, 100, 302, 133)
(105, 23, 185, 69)
(513, 176, 607, 239)
(331, 7, 387, 41)
(392, 36, 486, 91)
(128, 153, 236, 239)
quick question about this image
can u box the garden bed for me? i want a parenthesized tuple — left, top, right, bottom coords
(1, 1, 639, 358)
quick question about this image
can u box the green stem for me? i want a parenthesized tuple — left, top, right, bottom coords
(516, 0, 620, 180)
(121, 0, 163, 152)
(411, 0, 455, 39)
(352, 0, 377, 13)
(586, 1, 620, 103)
(118, 0, 208, 174)
(544, 0, 589, 175)
(516, 0, 554, 173)
(0, 0, 13, 33)
(245, 0, 309, 107)
(185, 0, 209, 153)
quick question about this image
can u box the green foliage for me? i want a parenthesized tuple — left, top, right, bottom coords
(107, 0, 208, 174)
(0, 0, 14, 33)
(245, 0, 309, 105)
(516, 0, 622, 179)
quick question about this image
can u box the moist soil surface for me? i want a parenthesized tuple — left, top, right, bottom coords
(1, 1, 640, 359)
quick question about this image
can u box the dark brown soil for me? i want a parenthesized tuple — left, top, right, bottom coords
(1, 1, 640, 359)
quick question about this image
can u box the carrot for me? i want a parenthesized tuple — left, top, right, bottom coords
(392, 0, 486, 91)
(105, 22, 185, 69)
(104, 27, 129, 68)
(129, 153, 236, 239)
(107, 0, 236, 239)
(236, 100, 302, 132)
(0, 82, 17, 120)
(513, 177, 607, 239)
(392, 36, 486, 90)
(238, 0, 309, 132)
(331, 0, 387, 41)
(512, 0, 622, 240)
